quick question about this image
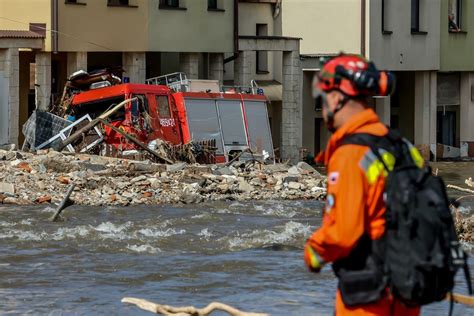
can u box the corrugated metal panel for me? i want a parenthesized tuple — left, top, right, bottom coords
(0, 30, 45, 39)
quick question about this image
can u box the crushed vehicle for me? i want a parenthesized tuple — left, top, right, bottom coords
(62, 72, 275, 163)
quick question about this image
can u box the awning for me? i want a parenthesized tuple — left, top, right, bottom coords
(256, 80, 282, 102)
(0, 30, 45, 39)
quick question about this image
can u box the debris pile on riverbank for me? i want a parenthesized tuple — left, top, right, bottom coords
(454, 213, 474, 244)
(0, 149, 326, 207)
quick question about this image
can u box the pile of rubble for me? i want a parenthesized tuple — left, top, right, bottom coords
(454, 212, 474, 244)
(0, 149, 326, 207)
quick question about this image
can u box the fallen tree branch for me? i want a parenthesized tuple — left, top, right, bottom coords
(121, 297, 268, 316)
(445, 293, 474, 307)
(465, 177, 474, 188)
(446, 184, 474, 194)
(50, 183, 75, 222)
(453, 194, 474, 204)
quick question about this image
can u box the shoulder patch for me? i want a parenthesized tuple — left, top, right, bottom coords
(328, 172, 339, 185)
(325, 194, 336, 214)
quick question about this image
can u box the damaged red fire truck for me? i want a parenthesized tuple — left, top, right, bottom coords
(64, 71, 275, 163)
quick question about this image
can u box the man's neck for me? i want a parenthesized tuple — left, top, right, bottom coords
(336, 102, 368, 128)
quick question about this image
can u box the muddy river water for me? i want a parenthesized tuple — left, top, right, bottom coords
(0, 162, 473, 315)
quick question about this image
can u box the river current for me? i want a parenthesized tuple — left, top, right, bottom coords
(0, 162, 472, 315)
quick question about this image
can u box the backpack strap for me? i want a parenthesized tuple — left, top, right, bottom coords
(341, 133, 384, 147)
(449, 291, 454, 316)
(341, 130, 418, 170)
(341, 133, 393, 172)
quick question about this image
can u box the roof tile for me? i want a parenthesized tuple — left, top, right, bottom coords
(0, 30, 45, 39)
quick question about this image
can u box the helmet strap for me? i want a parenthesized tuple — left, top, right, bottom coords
(325, 95, 349, 133)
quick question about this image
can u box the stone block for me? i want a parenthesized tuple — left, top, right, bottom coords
(167, 162, 187, 173)
(0, 182, 14, 194)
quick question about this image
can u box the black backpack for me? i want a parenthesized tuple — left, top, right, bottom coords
(342, 130, 472, 307)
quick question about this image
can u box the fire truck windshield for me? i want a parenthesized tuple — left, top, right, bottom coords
(71, 95, 126, 121)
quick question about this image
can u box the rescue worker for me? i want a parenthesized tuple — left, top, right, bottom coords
(303, 54, 421, 315)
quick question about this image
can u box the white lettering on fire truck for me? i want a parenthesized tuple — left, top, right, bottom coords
(160, 118, 176, 127)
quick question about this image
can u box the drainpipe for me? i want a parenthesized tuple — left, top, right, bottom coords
(224, 0, 239, 64)
(52, 0, 58, 53)
(360, 0, 366, 57)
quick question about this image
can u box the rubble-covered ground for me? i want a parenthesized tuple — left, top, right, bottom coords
(454, 212, 474, 244)
(0, 149, 327, 207)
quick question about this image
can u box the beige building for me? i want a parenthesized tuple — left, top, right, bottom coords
(0, 0, 234, 147)
(281, 0, 365, 156)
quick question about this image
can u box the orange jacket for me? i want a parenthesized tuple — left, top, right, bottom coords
(307, 108, 388, 263)
(305, 109, 420, 316)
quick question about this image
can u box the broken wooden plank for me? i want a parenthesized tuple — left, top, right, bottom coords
(128, 162, 166, 173)
(121, 297, 268, 316)
(447, 184, 474, 194)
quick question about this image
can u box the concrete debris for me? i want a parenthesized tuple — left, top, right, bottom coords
(0, 182, 15, 194)
(166, 162, 187, 173)
(238, 180, 254, 193)
(454, 213, 474, 244)
(212, 166, 234, 176)
(287, 166, 300, 176)
(77, 162, 107, 172)
(297, 161, 323, 177)
(3, 197, 30, 205)
(283, 175, 299, 184)
(0, 150, 327, 207)
(287, 182, 302, 190)
(0, 144, 16, 151)
(0, 150, 16, 161)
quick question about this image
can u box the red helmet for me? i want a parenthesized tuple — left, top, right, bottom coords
(315, 54, 394, 97)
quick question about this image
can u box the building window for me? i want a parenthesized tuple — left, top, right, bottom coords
(208, 0, 217, 9)
(159, 0, 182, 9)
(29, 23, 46, 37)
(65, 0, 86, 4)
(108, 0, 129, 6)
(411, 0, 420, 32)
(208, 0, 224, 11)
(256, 24, 268, 74)
(314, 97, 322, 111)
(448, 0, 462, 32)
(381, 0, 392, 34)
